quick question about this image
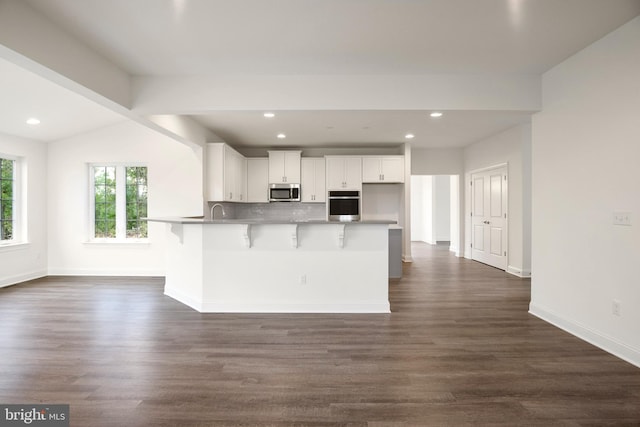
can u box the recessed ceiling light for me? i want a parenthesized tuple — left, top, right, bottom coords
(277, 133, 286, 139)
(263, 112, 275, 118)
(26, 118, 40, 125)
(430, 112, 443, 118)
(405, 133, 415, 139)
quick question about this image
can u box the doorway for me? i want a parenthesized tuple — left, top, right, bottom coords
(410, 175, 460, 256)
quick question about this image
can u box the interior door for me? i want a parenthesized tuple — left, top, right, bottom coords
(471, 166, 507, 270)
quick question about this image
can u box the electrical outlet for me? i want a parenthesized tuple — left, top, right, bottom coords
(300, 274, 307, 285)
(612, 300, 621, 317)
(613, 212, 632, 226)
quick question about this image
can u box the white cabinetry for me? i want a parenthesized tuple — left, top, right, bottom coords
(268, 151, 301, 183)
(326, 156, 362, 190)
(301, 158, 326, 202)
(362, 156, 404, 183)
(247, 158, 269, 203)
(206, 143, 247, 202)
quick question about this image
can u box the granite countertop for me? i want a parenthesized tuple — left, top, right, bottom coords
(145, 217, 397, 225)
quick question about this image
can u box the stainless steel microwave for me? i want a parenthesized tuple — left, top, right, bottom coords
(269, 183, 300, 202)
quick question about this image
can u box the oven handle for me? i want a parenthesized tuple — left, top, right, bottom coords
(328, 196, 359, 200)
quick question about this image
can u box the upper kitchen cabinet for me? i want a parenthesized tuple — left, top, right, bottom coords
(268, 151, 301, 183)
(362, 156, 405, 183)
(247, 158, 269, 203)
(206, 143, 247, 202)
(326, 156, 362, 190)
(301, 157, 326, 203)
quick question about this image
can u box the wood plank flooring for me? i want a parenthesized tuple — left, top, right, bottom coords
(1, 243, 639, 426)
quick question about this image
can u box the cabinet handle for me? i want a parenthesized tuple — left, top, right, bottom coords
(382, 174, 384, 181)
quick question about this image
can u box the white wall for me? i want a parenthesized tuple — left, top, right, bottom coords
(410, 175, 434, 244)
(47, 121, 203, 275)
(530, 17, 640, 367)
(463, 122, 532, 277)
(449, 175, 460, 255)
(434, 175, 451, 241)
(0, 132, 47, 286)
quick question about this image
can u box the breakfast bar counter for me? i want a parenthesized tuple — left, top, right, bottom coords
(147, 218, 394, 313)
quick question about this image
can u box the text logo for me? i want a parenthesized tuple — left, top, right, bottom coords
(0, 405, 69, 427)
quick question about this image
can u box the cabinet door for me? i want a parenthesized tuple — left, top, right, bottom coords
(314, 158, 326, 202)
(268, 151, 286, 183)
(344, 157, 362, 189)
(380, 157, 404, 183)
(301, 158, 325, 202)
(206, 143, 225, 201)
(247, 158, 269, 203)
(326, 157, 346, 190)
(362, 157, 382, 182)
(301, 158, 316, 202)
(237, 155, 247, 202)
(223, 146, 235, 201)
(283, 151, 301, 183)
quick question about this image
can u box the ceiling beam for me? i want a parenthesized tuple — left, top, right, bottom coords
(131, 73, 541, 114)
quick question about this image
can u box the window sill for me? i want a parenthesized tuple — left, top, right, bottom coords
(0, 241, 31, 253)
(84, 239, 150, 246)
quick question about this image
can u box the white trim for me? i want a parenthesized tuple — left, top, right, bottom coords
(0, 241, 30, 253)
(83, 240, 150, 246)
(164, 286, 202, 311)
(506, 265, 531, 278)
(165, 287, 391, 313)
(0, 270, 47, 288)
(529, 303, 640, 369)
(449, 248, 462, 257)
(47, 268, 164, 276)
(401, 255, 413, 262)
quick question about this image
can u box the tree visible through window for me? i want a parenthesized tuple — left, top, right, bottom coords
(0, 158, 14, 241)
(92, 165, 147, 240)
(94, 166, 116, 238)
(126, 166, 148, 238)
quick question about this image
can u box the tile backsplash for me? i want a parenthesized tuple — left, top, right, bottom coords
(209, 202, 326, 221)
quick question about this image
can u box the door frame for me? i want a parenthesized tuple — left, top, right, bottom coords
(464, 163, 509, 269)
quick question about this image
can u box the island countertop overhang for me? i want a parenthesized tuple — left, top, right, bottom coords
(145, 217, 396, 225)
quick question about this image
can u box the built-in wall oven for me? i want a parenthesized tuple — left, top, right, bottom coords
(328, 190, 360, 221)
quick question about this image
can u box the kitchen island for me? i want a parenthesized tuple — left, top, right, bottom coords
(147, 218, 394, 313)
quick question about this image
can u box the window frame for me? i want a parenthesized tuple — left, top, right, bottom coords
(88, 163, 148, 243)
(0, 154, 23, 247)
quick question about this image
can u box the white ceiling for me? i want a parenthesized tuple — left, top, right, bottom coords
(24, 0, 640, 75)
(0, 57, 124, 142)
(192, 110, 533, 149)
(2, 0, 639, 147)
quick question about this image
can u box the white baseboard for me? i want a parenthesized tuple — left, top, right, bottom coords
(164, 286, 202, 311)
(450, 248, 462, 257)
(0, 270, 47, 288)
(47, 268, 165, 277)
(165, 287, 391, 313)
(506, 265, 532, 278)
(529, 303, 640, 369)
(200, 301, 391, 314)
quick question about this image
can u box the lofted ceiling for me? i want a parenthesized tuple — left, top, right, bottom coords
(1, 0, 639, 147)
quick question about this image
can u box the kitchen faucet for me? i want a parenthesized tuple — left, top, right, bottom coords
(210, 203, 225, 220)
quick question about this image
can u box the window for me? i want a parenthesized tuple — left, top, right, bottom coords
(91, 165, 148, 241)
(0, 157, 14, 242)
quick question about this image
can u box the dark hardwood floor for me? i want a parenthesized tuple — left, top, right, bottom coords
(1, 243, 639, 426)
